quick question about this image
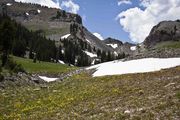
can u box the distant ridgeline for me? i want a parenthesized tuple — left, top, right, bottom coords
(0, 0, 127, 66)
(0, 0, 82, 24)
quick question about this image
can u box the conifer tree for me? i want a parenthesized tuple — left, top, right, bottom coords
(0, 17, 15, 66)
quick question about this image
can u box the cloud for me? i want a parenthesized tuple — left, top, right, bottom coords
(93, 33, 104, 40)
(139, 0, 151, 7)
(118, 0, 132, 6)
(61, 0, 80, 14)
(116, 0, 180, 43)
(15, 0, 60, 8)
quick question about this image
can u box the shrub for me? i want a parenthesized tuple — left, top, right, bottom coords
(5, 57, 25, 73)
(13, 64, 25, 73)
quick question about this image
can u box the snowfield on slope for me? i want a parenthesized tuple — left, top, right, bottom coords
(61, 34, 71, 39)
(39, 76, 58, 82)
(86, 39, 91, 44)
(107, 44, 118, 49)
(84, 51, 97, 58)
(58, 60, 65, 64)
(87, 58, 180, 77)
(130, 46, 136, 51)
(6, 3, 12, 6)
(37, 9, 41, 13)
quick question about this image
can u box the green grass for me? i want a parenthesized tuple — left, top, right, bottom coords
(13, 56, 76, 74)
(25, 23, 69, 36)
(0, 67, 180, 119)
(155, 41, 180, 49)
(44, 28, 69, 36)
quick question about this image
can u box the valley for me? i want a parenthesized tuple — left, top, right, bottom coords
(0, 0, 180, 120)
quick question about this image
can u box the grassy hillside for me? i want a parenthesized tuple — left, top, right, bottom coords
(13, 56, 76, 74)
(24, 22, 70, 36)
(154, 41, 180, 49)
(0, 66, 179, 119)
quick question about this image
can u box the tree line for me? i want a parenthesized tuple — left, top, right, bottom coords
(0, 14, 125, 68)
(0, 14, 56, 66)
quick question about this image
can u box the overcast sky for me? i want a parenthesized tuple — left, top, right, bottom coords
(15, 0, 180, 43)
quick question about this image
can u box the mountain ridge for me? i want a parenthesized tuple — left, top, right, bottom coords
(144, 20, 180, 48)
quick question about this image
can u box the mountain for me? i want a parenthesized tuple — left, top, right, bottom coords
(0, 0, 113, 52)
(0, 0, 119, 66)
(103, 37, 136, 56)
(83, 29, 113, 52)
(126, 20, 180, 60)
(0, 1, 110, 52)
(0, 0, 81, 36)
(103, 37, 123, 48)
(144, 20, 180, 48)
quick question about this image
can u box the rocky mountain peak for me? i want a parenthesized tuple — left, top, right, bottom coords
(144, 20, 180, 47)
(103, 37, 123, 46)
(0, 0, 82, 24)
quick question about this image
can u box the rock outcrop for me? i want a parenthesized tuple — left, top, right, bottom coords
(144, 20, 180, 48)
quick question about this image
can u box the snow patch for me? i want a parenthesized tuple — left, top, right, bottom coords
(61, 49, 64, 54)
(130, 46, 136, 51)
(37, 9, 41, 13)
(75, 59, 78, 63)
(61, 34, 71, 39)
(114, 51, 118, 56)
(87, 58, 180, 77)
(86, 39, 91, 44)
(124, 110, 131, 114)
(107, 44, 118, 49)
(26, 12, 29, 16)
(6, 3, 12, 6)
(39, 76, 58, 82)
(91, 59, 95, 65)
(93, 33, 104, 40)
(58, 60, 65, 64)
(84, 51, 97, 58)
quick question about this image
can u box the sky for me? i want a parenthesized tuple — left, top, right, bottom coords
(15, 0, 180, 43)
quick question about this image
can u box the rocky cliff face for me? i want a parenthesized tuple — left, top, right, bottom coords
(82, 29, 113, 52)
(103, 38, 123, 46)
(144, 20, 180, 48)
(0, 0, 82, 37)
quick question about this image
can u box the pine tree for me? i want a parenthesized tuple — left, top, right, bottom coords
(97, 49, 101, 57)
(107, 51, 112, 61)
(101, 51, 107, 62)
(12, 38, 26, 57)
(0, 17, 15, 66)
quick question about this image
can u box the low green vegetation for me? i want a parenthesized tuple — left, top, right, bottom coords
(0, 55, 24, 74)
(155, 41, 180, 49)
(13, 56, 76, 74)
(44, 28, 69, 36)
(26, 23, 69, 36)
(0, 67, 179, 119)
(176, 92, 180, 100)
